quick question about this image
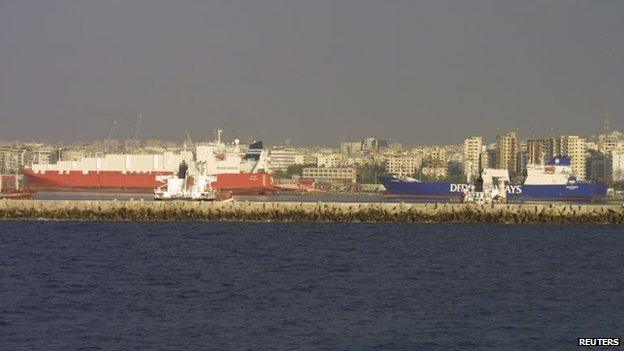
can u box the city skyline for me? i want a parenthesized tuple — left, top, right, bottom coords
(0, 123, 620, 148)
(1, 0, 623, 145)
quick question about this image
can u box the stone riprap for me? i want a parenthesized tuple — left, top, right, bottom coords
(1, 200, 624, 223)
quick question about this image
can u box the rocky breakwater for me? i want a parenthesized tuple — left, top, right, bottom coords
(1, 200, 624, 223)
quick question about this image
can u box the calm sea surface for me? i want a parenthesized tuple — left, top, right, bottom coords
(1, 222, 623, 350)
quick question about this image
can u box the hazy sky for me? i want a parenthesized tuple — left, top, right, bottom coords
(1, 0, 623, 145)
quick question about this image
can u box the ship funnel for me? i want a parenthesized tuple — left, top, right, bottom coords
(243, 141, 264, 161)
(177, 161, 188, 179)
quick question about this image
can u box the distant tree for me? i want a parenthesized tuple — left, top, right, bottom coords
(612, 180, 624, 191)
(285, 164, 315, 177)
(445, 174, 468, 183)
(272, 163, 316, 179)
(272, 169, 287, 179)
(418, 173, 444, 181)
(357, 163, 386, 183)
(416, 172, 466, 183)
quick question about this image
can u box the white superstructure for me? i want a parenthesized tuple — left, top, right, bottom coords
(524, 159, 572, 185)
(29, 152, 193, 173)
(27, 129, 271, 176)
(154, 174, 219, 201)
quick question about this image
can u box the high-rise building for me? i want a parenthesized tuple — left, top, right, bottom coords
(385, 153, 422, 177)
(376, 140, 389, 149)
(340, 141, 362, 155)
(611, 142, 624, 182)
(463, 137, 482, 179)
(316, 153, 344, 168)
(496, 131, 519, 175)
(27, 146, 57, 166)
(597, 131, 623, 155)
(556, 135, 587, 180)
(586, 150, 610, 183)
(58, 148, 87, 162)
(361, 138, 377, 152)
(526, 139, 554, 165)
(481, 143, 497, 170)
(0, 145, 31, 173)
(268, 147, 304, 172)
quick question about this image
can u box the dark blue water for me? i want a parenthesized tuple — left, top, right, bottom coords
(1, 222, 623, 350)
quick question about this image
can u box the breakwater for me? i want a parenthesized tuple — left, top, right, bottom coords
(2, 200, 624, 223)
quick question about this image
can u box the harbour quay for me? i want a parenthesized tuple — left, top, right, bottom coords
(2, 200, 624, 224)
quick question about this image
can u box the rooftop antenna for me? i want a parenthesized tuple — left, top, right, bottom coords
(133, 114, 143, 140)
(604, 106, 611, 132)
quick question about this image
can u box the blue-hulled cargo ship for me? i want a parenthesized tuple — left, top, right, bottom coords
(377, 176, 470, 200)
(378, 156, 607, 202)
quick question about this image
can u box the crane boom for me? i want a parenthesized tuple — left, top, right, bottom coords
(106, 120, 118, 141)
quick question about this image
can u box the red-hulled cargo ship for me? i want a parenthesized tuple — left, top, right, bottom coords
(23, 135, 275, 194)
(22, 169, 174, 192)
(23, 169, 274, 194)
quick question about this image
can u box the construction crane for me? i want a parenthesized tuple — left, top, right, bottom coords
(604, 106, 611, 132)
(106, 120, 118, 141)
(133, 114, 143, 140)
(184, 132, 194, 149)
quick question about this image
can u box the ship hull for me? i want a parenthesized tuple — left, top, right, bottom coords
(0, 190, 36, 200)
(512, 184, 608, 201)
(211, 173, 275, 195)
(378, 176, 607, 202)
(378, 176, 470, 200)
(23, 169, 274, 194)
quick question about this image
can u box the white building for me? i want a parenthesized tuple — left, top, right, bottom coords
(316, 153, 344, 168)
(0, 145, 28, 173)
(58, 148, 87, 162)
(556, 135, 587, 180)
(340, 141, 362, 155)
(385, 153, 422, 176)
(598, 131, 623, 155)
(463, 137, 482, 179)
(496, 131, 519, 175)
(302, 167, 356, 183)
(611, 142, 624, 182)
(268, 148, 300, 172)
(422, 165, 448, 178)
(27, 146, 57, 165)
(361, 138, 377, 151)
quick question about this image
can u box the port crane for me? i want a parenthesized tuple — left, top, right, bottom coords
(133, 114, 143, 140)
